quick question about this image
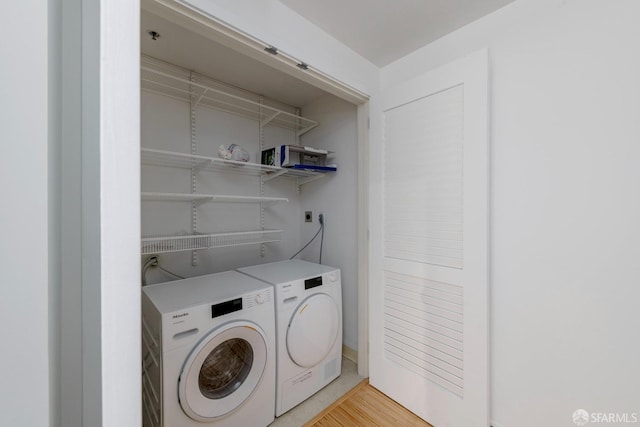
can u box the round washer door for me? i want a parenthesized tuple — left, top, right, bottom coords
(287, 293, 339, 368)
(178, 321, 267, 422)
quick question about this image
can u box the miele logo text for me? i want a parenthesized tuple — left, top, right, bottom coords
(172, 312, 189, 319)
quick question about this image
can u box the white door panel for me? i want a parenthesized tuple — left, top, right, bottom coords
(370, 49, 489, 427)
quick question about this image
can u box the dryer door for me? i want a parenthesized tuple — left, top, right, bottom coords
(178, 321, 268, 422)
(287, 293, 340, 368)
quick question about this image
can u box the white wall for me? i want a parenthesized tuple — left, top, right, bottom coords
(0, 1, 52, 426)
(299, 95, 359, 351)
(381, 1, 640, 425)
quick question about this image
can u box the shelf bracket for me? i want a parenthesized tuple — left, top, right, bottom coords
(191, 159, 211, 172)
(192, 87, 209, 109)
(296, 123, 318, 138)
(191, 160, 213, 172)
(260, 111, 281, 127)
(192, 198, 211, 207)
(297, 174, 325, 187)
(262, 169, 288, 182)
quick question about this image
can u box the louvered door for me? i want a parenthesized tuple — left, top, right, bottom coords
(370, 49, 489, 427)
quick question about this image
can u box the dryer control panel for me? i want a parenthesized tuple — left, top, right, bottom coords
(275, 270, 340, 307)
(304, 276, 323, 289)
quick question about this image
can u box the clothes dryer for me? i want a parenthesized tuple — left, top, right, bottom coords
(141, 270, 275, 427)
(238, 260, 342, 416)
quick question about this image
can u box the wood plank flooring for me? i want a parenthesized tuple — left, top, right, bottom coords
(304, 380, 433, 427)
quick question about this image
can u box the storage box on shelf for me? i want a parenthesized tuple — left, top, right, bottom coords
(261, 145, 337, 172)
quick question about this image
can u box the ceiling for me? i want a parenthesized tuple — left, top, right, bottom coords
(278, 0, 516, 66)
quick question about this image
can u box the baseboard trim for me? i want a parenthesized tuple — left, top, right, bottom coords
(342, 345, 357, 364)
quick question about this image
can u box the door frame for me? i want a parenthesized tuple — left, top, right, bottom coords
(60, 1, 142, 426)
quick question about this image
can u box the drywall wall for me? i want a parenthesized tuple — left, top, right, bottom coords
(381, 0, 640, 425)
(0, 1, 52, 426)
(298, 95, 359, 351)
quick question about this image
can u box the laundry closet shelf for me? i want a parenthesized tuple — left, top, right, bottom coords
(141, 57, 317, 135)
(141, 229, 283, 255)
(142, 148, 283, 176)
(142, 192, 288, 205)
(142, 148, 326, 183)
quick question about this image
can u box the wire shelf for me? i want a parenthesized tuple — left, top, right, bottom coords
(141, 57, 318, 135)
(141, 148, 328, 181)
(141, 229, 283, 255)
(141, 192, 288, 205)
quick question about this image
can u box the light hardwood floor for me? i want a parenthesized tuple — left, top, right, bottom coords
(304, 380, 433, 427)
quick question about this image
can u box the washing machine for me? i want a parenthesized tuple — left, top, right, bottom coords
(141, 270, 275, 427)
(238, 260, 342, 416)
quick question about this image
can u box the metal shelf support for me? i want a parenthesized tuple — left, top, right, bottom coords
(190, 71, 199, 266)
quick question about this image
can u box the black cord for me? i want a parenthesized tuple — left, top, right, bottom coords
(319, 220, 324, 264)
(157, 265, 185, 280)
(290, 222, 324, 260)
(141, 256, 158, 286)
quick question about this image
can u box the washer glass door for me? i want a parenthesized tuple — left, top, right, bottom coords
(286, 293, 340, 368)
(179, 322, 267, 422)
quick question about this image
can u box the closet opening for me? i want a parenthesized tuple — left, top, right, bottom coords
(139, 0, 370, 391)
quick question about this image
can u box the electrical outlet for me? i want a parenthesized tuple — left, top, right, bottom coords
(305, 211, 312, 222)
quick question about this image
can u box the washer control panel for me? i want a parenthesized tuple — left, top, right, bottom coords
(211, 297, 242, 318)
(243, 287, 273, 310)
